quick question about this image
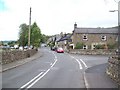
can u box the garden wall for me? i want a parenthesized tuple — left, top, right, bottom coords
(69, 49, 116, 55)
(106, 56, 120, 86)
(1, 49, 38, 65)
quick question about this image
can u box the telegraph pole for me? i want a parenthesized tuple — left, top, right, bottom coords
(116, 1, 120, 89)
(28, 7, 31, 47)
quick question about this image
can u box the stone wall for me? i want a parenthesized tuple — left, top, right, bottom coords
(1, 49, 38, 65)
(69, 49, 116, 55)
(106, 56, 120, 85)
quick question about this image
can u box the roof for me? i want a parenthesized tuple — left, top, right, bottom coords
(74, 27, 118, 34)
(57, 34, 72, 42)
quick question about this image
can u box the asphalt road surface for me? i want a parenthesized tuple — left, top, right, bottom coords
(2, 47, 118, 89)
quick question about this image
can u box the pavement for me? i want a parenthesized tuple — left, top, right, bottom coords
(84, 63, 118, 88)
(0, 48, 43, 72)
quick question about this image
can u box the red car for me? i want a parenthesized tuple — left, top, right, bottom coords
(56, 47, 64, 53)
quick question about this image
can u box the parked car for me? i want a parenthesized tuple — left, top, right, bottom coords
(56, 47, 64, 53)
(51, 46, 57, 51)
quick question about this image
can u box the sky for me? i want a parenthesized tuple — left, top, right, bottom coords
(0, 0, 118, 41)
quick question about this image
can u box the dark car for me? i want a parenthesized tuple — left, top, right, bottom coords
(51, 46, 57, 51)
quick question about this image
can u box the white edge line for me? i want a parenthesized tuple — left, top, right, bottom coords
(80, 59, 88, 68)
(20, 72, 43, 88)
(83, 72, 89, 88)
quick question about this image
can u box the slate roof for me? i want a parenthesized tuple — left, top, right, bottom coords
(74, 27, 118, 34)
(57, 34, 72, 42)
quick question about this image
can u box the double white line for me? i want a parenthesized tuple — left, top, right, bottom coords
(19, 52, 57, 89)
(20, 72, 43, 89)
(70, 55, 88, 70)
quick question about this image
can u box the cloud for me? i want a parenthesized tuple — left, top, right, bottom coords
(0, 0, 118, 41)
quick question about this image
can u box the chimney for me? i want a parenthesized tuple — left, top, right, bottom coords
(74, 22, 77, 30)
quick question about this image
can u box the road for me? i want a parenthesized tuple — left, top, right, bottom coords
(2, 47, 118, 89)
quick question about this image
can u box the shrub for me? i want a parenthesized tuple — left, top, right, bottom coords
(107, 43, 117, 49)
(75, 42, 84, 49)
(95, 44, 104, 49)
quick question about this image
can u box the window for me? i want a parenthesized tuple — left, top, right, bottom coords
(83, 35, 88, 40)
(101, 36, 106, 41)
(83, 45, 87, 49)
(93, 45, 96, 49)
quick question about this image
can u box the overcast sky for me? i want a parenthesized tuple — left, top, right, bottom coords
(0, 0, 118, 41)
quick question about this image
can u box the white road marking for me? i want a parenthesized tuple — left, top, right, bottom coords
(20, 72, 43, 88)
(69, 55, 83, 69)
(83, 72, 89, 88)
(19, 51, 58, 89)
(27, 59, 57, 88)
(27, 68, 51, 88)
(79, 59, 88, 68)
(75, 59, 83, 69)
(69, 54, 88, 69)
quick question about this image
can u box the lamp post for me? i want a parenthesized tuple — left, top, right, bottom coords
(110, 1, 120, 88)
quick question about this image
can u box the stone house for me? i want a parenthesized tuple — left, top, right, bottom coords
(56, 34, 72, 51)
(71, 23, 118, 50)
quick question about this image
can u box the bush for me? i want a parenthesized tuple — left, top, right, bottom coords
(75, 42, 84, 49)
(107, 43, 117, 49)
(95, 44, 104, 49)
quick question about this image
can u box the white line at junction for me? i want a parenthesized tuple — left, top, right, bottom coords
(79, 59, 88, 68)
(69, 55, 88, 69)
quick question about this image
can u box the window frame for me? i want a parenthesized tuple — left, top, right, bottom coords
(101, 35, 107, 41)
(83, 34, 88, 40)
(83, 45, 87, 49)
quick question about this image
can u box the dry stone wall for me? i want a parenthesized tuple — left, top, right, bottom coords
(69, 49, 116, 55)
(106, 56, 120, 85)
(1, 49, 37, 65)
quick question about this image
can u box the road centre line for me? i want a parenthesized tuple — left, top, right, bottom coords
(75, 59, 83, 69)
(19, 52, 58, 89)
(79, 59, 88, 68)
(27, 59, 57, 88)
(20, 72, 43, 89)
(69, 55, 82, 69)
(69, 55, 88, 69)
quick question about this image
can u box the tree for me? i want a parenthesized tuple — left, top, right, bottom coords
(30, 22, 42, 47)
(19, 23, 28, 48)
(18, 22, 43, 48)
(8, 41, 18, 47)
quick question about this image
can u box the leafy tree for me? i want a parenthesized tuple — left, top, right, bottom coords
(8, 41, 18, 47)
(19, 23, 28, 47)
(30, 22, 42, 47)
(18, 22, 43, 48)
(41, 34, 50, 43)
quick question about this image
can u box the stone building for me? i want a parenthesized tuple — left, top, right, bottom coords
(71, 23, 118, 50)
(56, 33, 72, 51)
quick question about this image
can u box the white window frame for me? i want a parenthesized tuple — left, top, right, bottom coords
(83, 35, 88, 40)
(83, 45, 87, 49)
(101, 36, 106, 41)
